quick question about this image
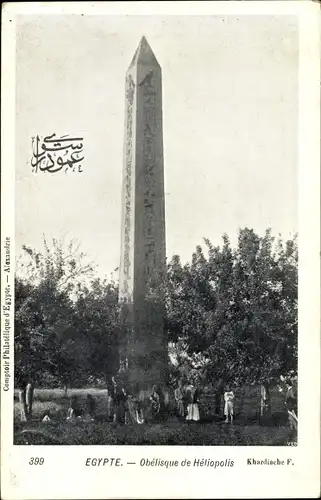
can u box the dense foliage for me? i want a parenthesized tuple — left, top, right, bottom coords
(15, 229, 297, 405)
(165, 229, 298, 392)
(15, 238, 119, 388)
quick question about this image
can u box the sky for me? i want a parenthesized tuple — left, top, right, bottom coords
(15, 14, 298, 279)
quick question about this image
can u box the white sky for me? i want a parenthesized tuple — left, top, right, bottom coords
(15, 14, 298, 279)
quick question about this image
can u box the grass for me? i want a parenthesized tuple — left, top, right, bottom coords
(14, 387, 296, 446)
(14, 420, 292, 446)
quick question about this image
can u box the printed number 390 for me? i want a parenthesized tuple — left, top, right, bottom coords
(29, 457, 44, 465)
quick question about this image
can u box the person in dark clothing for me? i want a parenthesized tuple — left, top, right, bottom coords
(111, 376, 128, 424)
(86, 394, 96, 420)
(174, 381, 185, 419)
(67, 395, 80, 420)
(186, 383, 200, 422)
(149, 386, 160, 422)
(116, 387, 128, 424)
(156, 386, 165, 421)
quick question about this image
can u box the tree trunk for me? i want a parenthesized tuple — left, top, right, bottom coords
(26, 382, 34, 420)
(260, 383, 271, 416)
(19, 388, 28, 422)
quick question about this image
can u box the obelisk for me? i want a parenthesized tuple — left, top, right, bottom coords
(119, 37, 167, 397)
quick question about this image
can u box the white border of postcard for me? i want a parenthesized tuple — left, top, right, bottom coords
(1, 2, 320, 499)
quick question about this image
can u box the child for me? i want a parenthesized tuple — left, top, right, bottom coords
(224, 388, 235, 423)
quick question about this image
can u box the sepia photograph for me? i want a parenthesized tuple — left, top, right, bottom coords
(12, 13, 300, 447)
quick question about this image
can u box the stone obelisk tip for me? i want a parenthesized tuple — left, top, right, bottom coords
(129, 36, 160, 69)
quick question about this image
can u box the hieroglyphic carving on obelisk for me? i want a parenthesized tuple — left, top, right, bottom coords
(119, 37, 167, 394)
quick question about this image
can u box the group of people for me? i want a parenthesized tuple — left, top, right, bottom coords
(174, 381, 201, 422)
(66, 393, 96, 421)
(39, 380, 167, 425)
(40, 379, 236, 425)
(27, 376, 297, 429)
(42, 393, 96, 422)
(108, 377, 166, 424)
(174, 381, 235, 423)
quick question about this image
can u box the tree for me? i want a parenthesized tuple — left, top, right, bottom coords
(168, 340, 210, 387)
(230, 229, 298, 414)
(15, 229, 297, 420)
(73, 278, 120, 387)
(14, 275, 88, 393)
(16, 236, 95, 297)
(164, 228, 298, 416)
(15, 237, 95, 398)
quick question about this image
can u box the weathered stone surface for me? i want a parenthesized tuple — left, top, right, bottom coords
(119, 37, 167, 394)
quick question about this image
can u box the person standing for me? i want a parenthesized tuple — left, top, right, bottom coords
(224, 388, 235, 423)
(174, 381, 185, 420)
(66, 395, 79, 421)
(186, 382, 200, 422)
(157, 386, 165, 421)
(85, 394, 96, 420)
(106, 380, 114, 421)
(149, 385, 160, 422)
(127, 394, 145, 424)
(117, 387, 128, 424)
(285, 377, 298, 430)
